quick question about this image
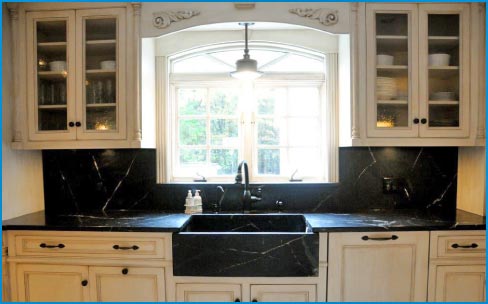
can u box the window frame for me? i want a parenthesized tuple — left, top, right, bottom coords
(159, 43, 338, 183)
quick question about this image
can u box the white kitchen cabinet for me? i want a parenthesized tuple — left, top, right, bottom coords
(8, 3, 141, 149)
(175, 283, 242, 302)
(327, 231, 429, 302)
(350, 2, 485, 146)
(428, 230, 486, 302)
(250, 284, 317, 302)
(5, 230, 171, 302)
(366, 3, 470, 139)
(89, 266, 165, 302)
(15, 264, 90, 302)
(429, 264, 485, 302)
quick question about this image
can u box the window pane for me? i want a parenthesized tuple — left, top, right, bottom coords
(256, 88, 286, 115)
(211, 119, 238, 145)
(209, 88, 239, 115)
(178, 88, 206, 115)
(210, 149, 238, 175)
(257, 118, 280, 145)
(289, 87, 320, 116)
(180, 149, 207, 164)
(173, 55, 232, 73)
(179, 119, 206, 145)
(258, 149, 280, 175)
(261, 54, 323, 72)
(289, 118, 320, 146)
(288, 148, 322, 177)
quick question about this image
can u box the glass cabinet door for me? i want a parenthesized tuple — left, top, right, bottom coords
(366, 4, 418, 137)
(419, 4, 470, 137)
(26, 11, 76, 140)
(76, 8, 126, 140)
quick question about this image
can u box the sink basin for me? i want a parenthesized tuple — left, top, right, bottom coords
(180, 214, 311, 233)
(173, 214, 318, 277)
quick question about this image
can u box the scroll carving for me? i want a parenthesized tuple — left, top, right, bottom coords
(289, 8, 338, 26)
(153, 10, 200, 29)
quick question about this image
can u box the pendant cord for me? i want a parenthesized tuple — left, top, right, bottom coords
(244, 23, 249, 58)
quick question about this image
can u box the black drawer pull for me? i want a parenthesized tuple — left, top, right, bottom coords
(39, 243, 65, 249)
(81, 280, 88, 286)
(234, 299, 240, 302)
(362, 235, 398, 241)
(113, 245, 139, 250)
(452, 243, 478, 249)
(252, 299, 258, 302)
(122, 268, 129, 275)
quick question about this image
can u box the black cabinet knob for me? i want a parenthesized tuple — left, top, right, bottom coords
(75, 121, 82, 127)
(81, 280, 88, 286)
(413, 118, 419, 124)
(252, 299, 258, 302)
(122, 268, 129, 275)
(234, 299, 240, 302)
(420, 118, 427, 124)
(68, 122, 75, 127)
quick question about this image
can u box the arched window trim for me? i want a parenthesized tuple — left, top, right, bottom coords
(156, 42, 339, 184)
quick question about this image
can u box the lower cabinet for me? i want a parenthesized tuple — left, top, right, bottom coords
(428, 230, 486, 302)
(89, 266, 165, 302)
(175, 283, 317, 302)
(429, 264, 486, 302)
(250, 284, 317, 302)
(175, 283, 242, 302)
(16, 264, 90, 302)
(16, 264, 165, 302)
(327, 231, 429, 302)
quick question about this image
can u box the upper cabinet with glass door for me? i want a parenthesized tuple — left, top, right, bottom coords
(366, 4, 418, 138)
(419, 4, 470, 138)
(76, 9, 126, 140)
(16, 4, 136, 149)
(26, 11, 76, 141)
(362, 3, 481, 145)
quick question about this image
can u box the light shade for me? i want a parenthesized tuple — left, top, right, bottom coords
(231, 22, 262, 80)
(230, 56, 263, 80)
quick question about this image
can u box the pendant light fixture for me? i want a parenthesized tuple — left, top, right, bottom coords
(230, 22, 263, 80)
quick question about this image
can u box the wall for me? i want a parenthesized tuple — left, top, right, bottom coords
(2, 4, 44, 220)
(457, 147, 486, 216)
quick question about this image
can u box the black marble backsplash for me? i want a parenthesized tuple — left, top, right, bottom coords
(43, 147, 458, 219)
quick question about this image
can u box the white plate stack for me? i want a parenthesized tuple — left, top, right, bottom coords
(376, 77, 396, 100)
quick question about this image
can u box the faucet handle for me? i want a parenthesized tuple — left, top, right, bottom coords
(235, 172, 243, 184)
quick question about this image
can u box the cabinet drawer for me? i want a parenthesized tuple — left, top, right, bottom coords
(11, 231, 169, 259)
(431, 231, 486, 259)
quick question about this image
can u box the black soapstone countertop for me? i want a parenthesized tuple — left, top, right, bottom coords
(2, 209, 485, 232)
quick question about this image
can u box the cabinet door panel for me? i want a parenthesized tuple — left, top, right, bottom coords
(75, 8, 127, 140)
(250, 284, 316, 302)
(418, 4, 470, 137)
(429, 264, 486, 302)
(26, 11, 77, 141)
(328, 231, 429, 302)
(89, 266, 165, 302)
(176, 283, 242, 302)
(16, 264, 89, 302)
(366, 4, 419, 138)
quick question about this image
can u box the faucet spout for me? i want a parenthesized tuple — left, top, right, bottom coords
(236, 161, 252, 213)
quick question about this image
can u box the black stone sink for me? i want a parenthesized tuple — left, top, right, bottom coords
(173, 214, 318, 277)
(180, 214, 311, 233)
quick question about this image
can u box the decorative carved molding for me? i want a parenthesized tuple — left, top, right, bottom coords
(289, 8, 338, 26)
(477, 127, 485, 139)
(131, 2, 141, 16)
(153, 10, 200, 29)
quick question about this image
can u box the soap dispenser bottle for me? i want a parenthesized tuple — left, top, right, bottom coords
(184, 190, 194, 214)
(193, 190, 203, 214)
